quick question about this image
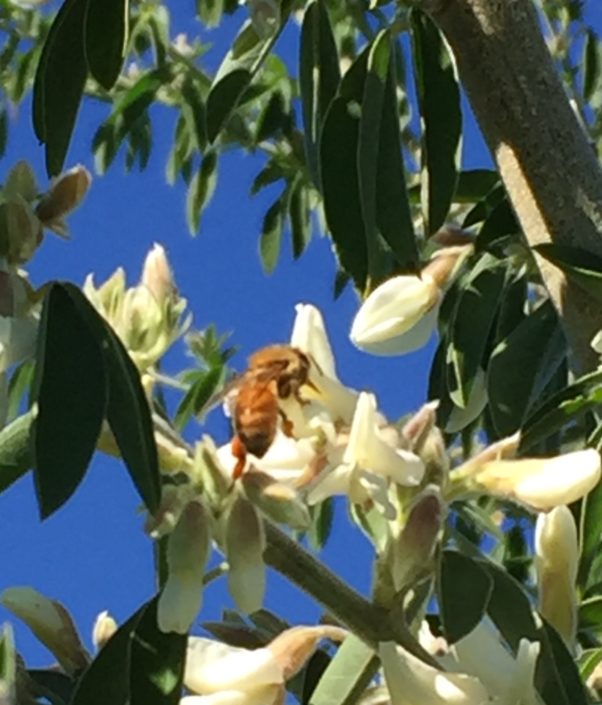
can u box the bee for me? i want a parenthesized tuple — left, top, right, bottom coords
(228, 345, 313, 479)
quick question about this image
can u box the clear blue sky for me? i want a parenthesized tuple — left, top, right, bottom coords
(0, 0, 598, 669)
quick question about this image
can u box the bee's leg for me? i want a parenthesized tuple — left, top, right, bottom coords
(231, 435, 247, 479)
(279, 410, 294, 437)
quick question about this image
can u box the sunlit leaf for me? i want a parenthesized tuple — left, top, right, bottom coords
(308, 634, 378, 705)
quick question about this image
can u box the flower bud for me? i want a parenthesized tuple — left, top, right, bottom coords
(241, 470, 310, 531)
(0, 587, 89, 674)
(350, 274, 440, 356)
(141, 243, 175, 305)
(4, 162, 38, 202)
(473, 449, 601, 511)
(35, 165, 91, 236)
(225, 496, 266, 614)
(535, 505, 578, 646)
(91, 610, 118, 651)
(157, 500, 210, 634)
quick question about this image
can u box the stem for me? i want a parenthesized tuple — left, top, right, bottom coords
(263, 521, 439, 666)
(421, 0, 602, 373)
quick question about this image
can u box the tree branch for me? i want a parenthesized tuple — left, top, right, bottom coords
(422, 0, 602, 372)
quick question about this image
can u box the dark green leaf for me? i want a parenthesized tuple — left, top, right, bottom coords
(206, 13, 290, 142)
(580, 595, 602, 627)
(479, 559, 537, 650)
(289, 179, 311, 259)
(453, 170, 499, 203)
(0, 106, 7, 159)
(438, 550, 493, 643)
(448, 253, 506, 407)
(308, 634, 378, 705)
(462, 183, 505, 229)
(301, 650, 331, 705)
(488, 301, 566, 437)
(0, 411, 34, 494)
(33, 0, 88, 175)
(129, 599, 187, 705)
(535, 618, 589, 705)
(28, 670, 74, 705)
(320, 48, 369, 291)
(112, 69, 165, 128)
(533, 243, 602, 304)
(476, 196, 519, 250)
(580, 435, 602, 588)
(260, 196, 285, 274)
(70, 600, 145, 705)
(299, 0, 340, 187)
(59, 284, 161, 514)
(583, 29, 601, 103)
(411, 8, 461, 235)
(186, 151, 218, 234)
(32, 284, 107, 518)
(181, 76, 208, 152)
(84, 0, 129, 90)
(307, 496, 334, 550)
(519, 368, 602, 452)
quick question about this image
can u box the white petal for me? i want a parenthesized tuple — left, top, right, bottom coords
(306, 464, 352, 505)
(350, 275, 439, 356)
(185, 638, 283, 694)
(180, 686, 281, 705)
(291, 304, 337, 379)
(379, 641, 489, 705)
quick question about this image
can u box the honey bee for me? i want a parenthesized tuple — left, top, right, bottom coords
(228, 345, 313, 479)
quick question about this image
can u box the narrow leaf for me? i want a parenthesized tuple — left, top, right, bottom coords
(84, 0, 129, 90)
(186, 151, 218, 235)
(411, 8, 461, 235)
(309, 634, 378, 705)
(260, 196, 285, 274)
(533, 243, 602, 304)
(0, 411, 34, 495)
(33, 0, 88, 175)
(32, 283, 107, 518)
(299, 0, 340, 187)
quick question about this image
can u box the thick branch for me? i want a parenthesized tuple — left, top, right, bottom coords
(424, 0, 602, 372)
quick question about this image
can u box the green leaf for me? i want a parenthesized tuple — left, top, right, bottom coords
(583, 29, 601, 103)
(578, 648, 602, 681)
(478, 559, 537, 650)
(206, 12, 290, 142)
(519, 368, 602, 452)
(28, 670, 74, 705)
(197, 0, 224, 28)
(476, 196, 519, 250)
(6, 360, 34, 423)
(437, 550, 493, 643)
(32, 284, 107, 518)
(259, 196, 285, 274)
(0, 106, 7, 159)
(308, 634, 378, 705)
(320, 48, 369, 291)
(0, 411, 34, 495)
(580, 440, 602, 588)
(448, 253, 507, 407)
(0, 624, 15, 699)
(453, 170, 499, 203)
(307, 496, 334, 550)
(129, 599, 187, 705)
(174, 366, 225, 430)
(487, 301, 566, 437)
(411, 8, 461, 235)
(580, 595, 602, 627)
(288, 179, 311, 259)
(64, 284, 160, 513)
(535, 618, 589, 705)
(533, 243, 602, 304)
(84, 0, 129, 90)
(299, 0, 340, 188)
(181, 76, 208, 152)
(186, 151, 218, 234)
(32, 0, 88, 175)
(112, 69, 165, 128)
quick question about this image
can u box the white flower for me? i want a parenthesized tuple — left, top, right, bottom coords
(379, 641, 489, 704)
(350, 274, 440, 356)
(308, 392, 424, 517)
(183, 638, 283, 705)
(473, 448, 601, 511)
(535, 505, 578, 646)
(291, 303, 358, 425)
(157, 500, 210, 634)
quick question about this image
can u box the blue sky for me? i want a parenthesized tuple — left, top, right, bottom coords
(0, 0, 598, 670)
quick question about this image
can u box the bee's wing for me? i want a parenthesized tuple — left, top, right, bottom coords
(204, 367, 281, 418)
